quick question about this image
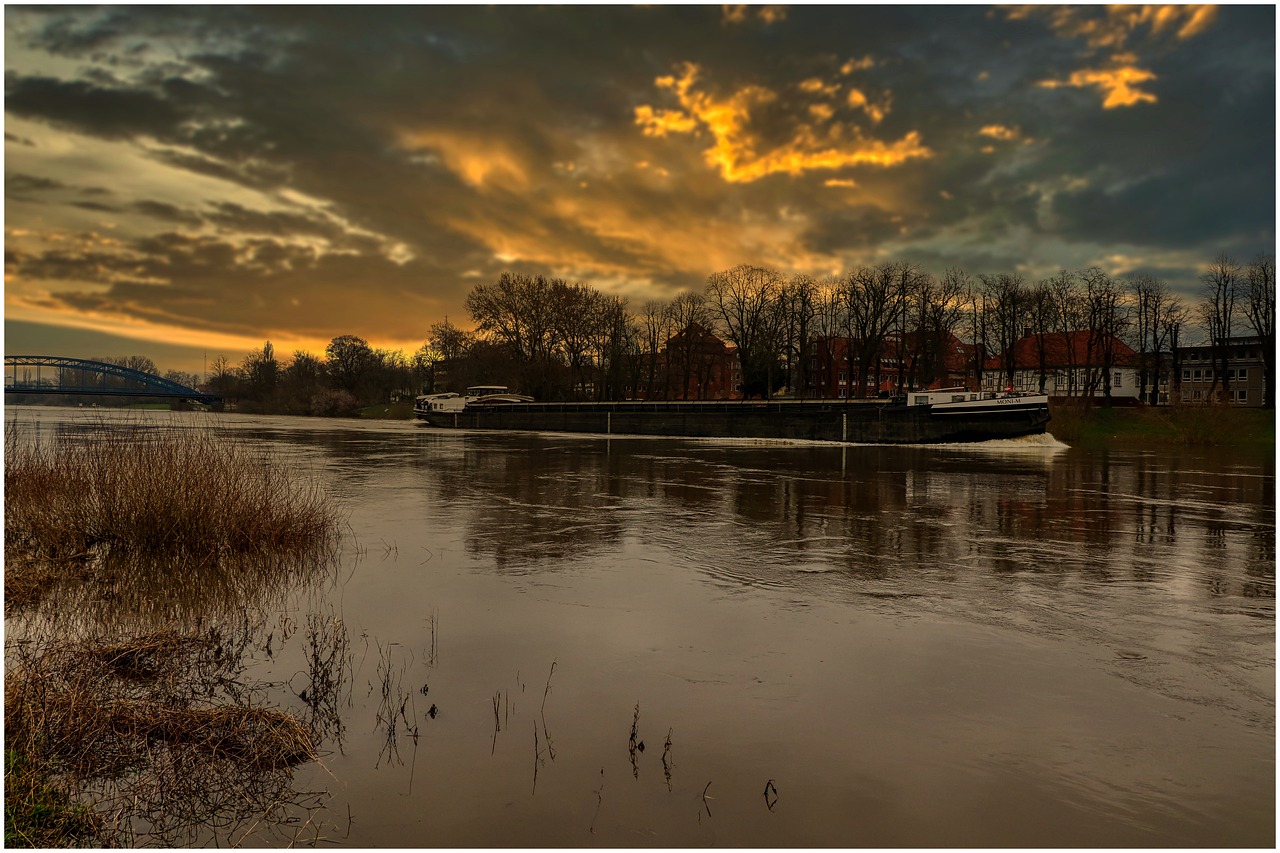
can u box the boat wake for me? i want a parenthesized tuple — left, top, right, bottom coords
(931, 432, 1070, 452)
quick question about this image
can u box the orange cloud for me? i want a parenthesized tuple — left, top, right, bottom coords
(397, 129, 532, 190)
(722, 5, 787, 25)
(1010, 5, 1216, 109)
(636, 63, 929, 183)
(846, 88, 888, 124)
(1038, 64, 1159, 109)
(978, 124, 1021, 141)
(1007, 5, 1217, 48)
(840, 55, 876, 75)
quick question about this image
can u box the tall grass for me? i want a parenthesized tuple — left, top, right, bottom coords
(5, 420, 342, 564)
(4, 417, 346, 844)
(5, 626, 332, 846)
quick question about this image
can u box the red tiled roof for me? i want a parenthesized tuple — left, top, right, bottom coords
(984, 331, 1137, 370)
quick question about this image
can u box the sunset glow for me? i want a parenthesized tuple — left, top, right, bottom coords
(3, 5, 1272, 372)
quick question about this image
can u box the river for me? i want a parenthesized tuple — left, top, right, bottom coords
(5, 406, 1274, 846)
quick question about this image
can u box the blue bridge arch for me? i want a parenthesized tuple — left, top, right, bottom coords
(5, 355, 221, 404)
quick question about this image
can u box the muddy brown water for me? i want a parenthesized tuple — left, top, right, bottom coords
(5, 407, 1274, 846)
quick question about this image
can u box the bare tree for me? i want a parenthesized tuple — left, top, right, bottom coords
(843, 262, 908, 397)
(665, 291, 717, 399)
(588, 294, 635, 401)
(466, 273, 559, 397)
(1079, 267, 1128, 406)
(778, 274, 820, 396)
(1197, 254, 1241, 401)
(1046, 270, 1085, 397)
(921, 267, 970, 389)
(1126, 273, 1177, 405)
(705, 264, 787, 398)
(239, 341, 279, 403)
(638, 299, 674, 399)
(979, 272, 1029, 390)
(324, 334, 374, 395)
(1027, 280, 1056, 393)
(809, 277, 847, 397)
(163, 369, 201, 389)
(1242, 252, 1275, 408)
(965, 278, 989, 392)
(1162, 299, 1191, 404)
(549, 281, 605, 400)
(208, 355, 238, 396)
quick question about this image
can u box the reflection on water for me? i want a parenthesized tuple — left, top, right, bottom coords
(4, 408, 1274, 847)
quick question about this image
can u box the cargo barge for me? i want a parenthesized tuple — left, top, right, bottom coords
(414, 387, 1051, 445)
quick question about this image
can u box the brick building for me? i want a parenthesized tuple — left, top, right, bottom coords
(1175, 336, 1268, 406)
(982, 330, 1141, 402)
(629, 323, 742, 400)
(805, 332, 976, 398)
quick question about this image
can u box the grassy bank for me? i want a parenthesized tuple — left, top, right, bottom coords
(1048, 402, 1275, 451)
(4, 419, 344, 845)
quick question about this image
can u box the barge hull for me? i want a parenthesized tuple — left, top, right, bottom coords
(417, 400, 1050, 444)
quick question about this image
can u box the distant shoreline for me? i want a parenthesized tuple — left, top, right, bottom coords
(6, 399, 1274, 451)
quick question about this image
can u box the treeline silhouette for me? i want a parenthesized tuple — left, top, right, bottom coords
(87, 252, 1275, 414)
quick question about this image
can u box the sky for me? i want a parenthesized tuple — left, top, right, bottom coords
(4, 4, 1275, 375)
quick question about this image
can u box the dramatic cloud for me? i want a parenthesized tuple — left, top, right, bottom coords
(2, 5, 1273, 372)
(635, 62, 931, 183)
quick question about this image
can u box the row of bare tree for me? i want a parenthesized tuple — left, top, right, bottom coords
(431, 253, 1273, 406)
(90, 252, 1274, 412)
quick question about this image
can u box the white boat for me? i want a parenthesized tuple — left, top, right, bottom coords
(908, 387, 1051, 417)
(413, 385, 534, 419)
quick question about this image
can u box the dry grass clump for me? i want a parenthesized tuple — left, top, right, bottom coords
(4, 420, 342, 563)
(5, 627, 329, 846)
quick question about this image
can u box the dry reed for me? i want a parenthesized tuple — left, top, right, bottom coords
(5, 418, 341, 566)
(5, 627, 331, 846)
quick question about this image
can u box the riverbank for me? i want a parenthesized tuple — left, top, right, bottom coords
(1048, 402, 1275, 451)
(4, 423, 343, 846)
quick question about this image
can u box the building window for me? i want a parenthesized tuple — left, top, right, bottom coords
(1113, 372, 1122, 388)
(1182, 369, 1191, 381)
(1236, 389, 1249, 403)
(1238, 368, 1248, 380)
(1193, 369, 1202, 381)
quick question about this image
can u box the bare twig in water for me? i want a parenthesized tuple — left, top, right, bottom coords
(532, 721, 541, 795)
(589, 766, 605, 835)
(425, 609, 439, 668)
(540, 661, 556, 761)
(763, 778, 779, 811)
(374, 642, 414, 770)
(662, 728, 673, 791)
(702, 781, 714, 817)
(628, 702, 641, 779)
(491, 691, 502, 755)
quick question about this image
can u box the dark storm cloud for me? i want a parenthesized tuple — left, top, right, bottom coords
(4, 73, 186, 140)
(4, 4, 1274, 357)
(6, 171, 69, 197)
(133, 200, 204, 227)
(6, 171, 115, 202)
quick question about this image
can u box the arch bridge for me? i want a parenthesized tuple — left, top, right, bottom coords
(5, 355, 221, 405)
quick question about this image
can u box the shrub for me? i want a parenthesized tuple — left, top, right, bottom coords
(4, 420, 342, 564)
(309, 389, 361, 417)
